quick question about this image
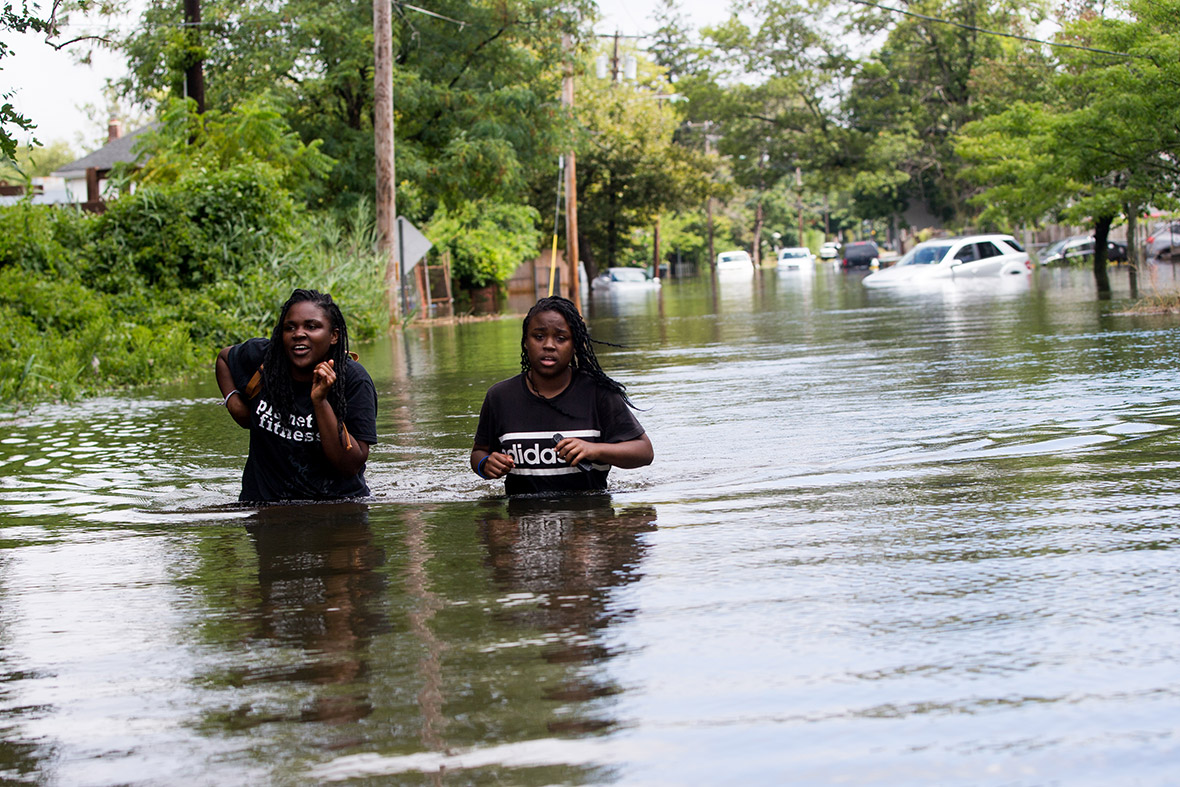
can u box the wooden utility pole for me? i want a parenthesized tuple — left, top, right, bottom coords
(562, 33, 582, 313)
(374, 0, 400, 325)
(705, 131, 715, 269)
(183, 0, 205, 112)
(795, 166, 803, 246)
(652, 215, 661, 280)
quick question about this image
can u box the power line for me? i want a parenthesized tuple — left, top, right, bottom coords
(847, 0, 1146, 60)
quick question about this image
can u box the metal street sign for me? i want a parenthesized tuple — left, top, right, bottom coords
(396, 216, 433, 270)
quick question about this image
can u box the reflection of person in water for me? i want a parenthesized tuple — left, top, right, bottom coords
(471, 296, 653, 495)
(243, 503, 387, 725)
(477, 496, 657, 733)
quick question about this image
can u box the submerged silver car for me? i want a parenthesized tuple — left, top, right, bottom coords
(1147, 220, 1180, 261)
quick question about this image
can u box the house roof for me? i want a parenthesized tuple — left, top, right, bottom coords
(52, 126, 151, 178)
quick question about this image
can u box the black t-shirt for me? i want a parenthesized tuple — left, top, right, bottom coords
(226, 338, 379, 502)
(473, 372, 645, 495)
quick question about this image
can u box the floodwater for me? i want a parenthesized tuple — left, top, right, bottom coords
(2, 264, 1180, 785)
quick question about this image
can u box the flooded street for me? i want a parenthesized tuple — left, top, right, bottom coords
(3, 265, 1180, 785)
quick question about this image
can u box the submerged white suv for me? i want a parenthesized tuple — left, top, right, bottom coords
(862, 234, 1031, 288)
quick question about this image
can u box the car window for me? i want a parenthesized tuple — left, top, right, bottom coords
(901, 244, 951, 265)
(954, 244, 978, 262)
(976, 241, 1002, 259)
(1043, 240, 1066, 257)
(1004, 237, 1025, 252)
(611, 268, 646, 282)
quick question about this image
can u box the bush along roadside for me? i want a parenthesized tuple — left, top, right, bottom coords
(0, 182, 389, 409)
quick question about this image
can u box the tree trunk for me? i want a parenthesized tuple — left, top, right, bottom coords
(1093, 214, 1113, 298)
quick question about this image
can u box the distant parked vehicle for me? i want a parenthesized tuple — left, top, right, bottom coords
(715, 250, 755, 275)
(1146, 219, 1180, 262)
(591, 266, 660, 292)
(862, 234, 1031, 288)
(840, 241, 879, 270)
(819, 242, 840, 260)
(1040, 234, 1128, 265)
(776, 247, 814, 272)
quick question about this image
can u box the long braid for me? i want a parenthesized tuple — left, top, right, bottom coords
(520, 296, 638, 411)
(261, 289, 352, 437)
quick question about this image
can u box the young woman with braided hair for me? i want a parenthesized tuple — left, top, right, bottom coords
(471, 296, 653, 495)
(216, 289, 378, 502)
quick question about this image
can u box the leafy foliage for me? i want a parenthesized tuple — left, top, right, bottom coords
(957, 0, 1180, 290)
(428, 201, 542, 289)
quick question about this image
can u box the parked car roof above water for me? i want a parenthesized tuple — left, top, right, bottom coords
(840, 241, 879, 269)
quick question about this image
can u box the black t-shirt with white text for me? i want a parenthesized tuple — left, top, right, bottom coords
(474, 372, 645, 495)
(227, 338, 379, 502)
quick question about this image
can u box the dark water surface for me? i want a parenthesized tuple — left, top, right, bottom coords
(3, 266, 1180, 785)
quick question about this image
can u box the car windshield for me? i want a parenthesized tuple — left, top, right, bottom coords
(1043, 239, 1068, 257)
(720, 253, 747, 262)
(610, 268, 648, 282)
(897, 243, 952, 266)
(780, 249, 808, 258)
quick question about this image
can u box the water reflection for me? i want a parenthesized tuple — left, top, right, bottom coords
(478, 496, 656, 733)
(205, 504, 388, 729)
(310, 497, 657, 781)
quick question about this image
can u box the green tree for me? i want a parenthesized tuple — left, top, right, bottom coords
(841, 0, 1051, 226)
(571, 49, 713, 269)
(118, 0, 595, 217)
(427, 200, 541, 290)
(1, 0, 52, 159)
(116, 96, 334, 197)
(958, 0, 1180, 295)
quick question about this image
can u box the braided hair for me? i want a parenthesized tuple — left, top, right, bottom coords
(520, 296, 638, 410)
(261, 289, 352, 434)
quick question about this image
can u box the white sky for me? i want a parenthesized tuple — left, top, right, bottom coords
(5, 1, 732, 155)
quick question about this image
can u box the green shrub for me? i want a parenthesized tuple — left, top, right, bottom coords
(0, 202, 92, 276)
(86, 165, 297, 292)
(427, 200, 541, 289)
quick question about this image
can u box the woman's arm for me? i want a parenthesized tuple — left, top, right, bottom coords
(216, 347, 252, 429)
(557, 433, 654, 470)
(311, 359, 370, 476)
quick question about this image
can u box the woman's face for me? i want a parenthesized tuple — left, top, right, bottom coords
(524, 309, 574, 381)
(282, 301, 337, 380)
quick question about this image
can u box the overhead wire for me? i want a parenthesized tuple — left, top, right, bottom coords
(846, 0, 1146, 60)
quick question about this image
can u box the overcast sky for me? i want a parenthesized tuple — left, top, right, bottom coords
(6, 1, 732, 154)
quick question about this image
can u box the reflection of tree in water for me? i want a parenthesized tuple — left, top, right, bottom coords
(478, 496, 656, 734)
(233, 503, 389, 726)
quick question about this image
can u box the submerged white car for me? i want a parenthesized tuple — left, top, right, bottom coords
(862, 234, 1031, 288)
(776, 247, 814, 272)
(715, 250, 754, 275)
(591, 266, 660, 291)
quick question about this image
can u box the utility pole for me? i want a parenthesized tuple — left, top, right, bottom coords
(562, 33, 583, 313)
(183, 0, 205, 113)
(374, 0, 401, 325)
(652, 214, 661, 280)
(795, 166, 804, 247)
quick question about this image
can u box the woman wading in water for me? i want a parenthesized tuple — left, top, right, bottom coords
(471, 296, 653, 495)
(216, 289, 378, 502)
